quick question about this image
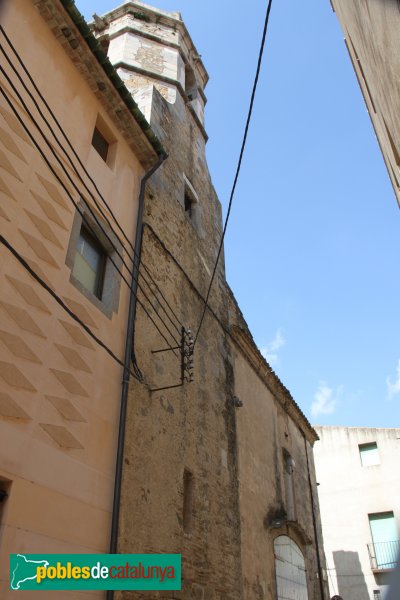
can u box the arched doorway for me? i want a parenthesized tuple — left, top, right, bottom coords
(274, 535, 309, 600)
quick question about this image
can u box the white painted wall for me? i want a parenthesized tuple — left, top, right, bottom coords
(314, 427, 400, 600)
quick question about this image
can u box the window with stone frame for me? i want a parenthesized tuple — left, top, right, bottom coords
(66, 200, 123, 318)
(183, 174, 202, 236)
(72, 225, 106, 300)
(184, 189, 194, 218)
(183, 469, 194, 533)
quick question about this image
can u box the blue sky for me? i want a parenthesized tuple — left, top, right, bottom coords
(76, 0, 400, 428)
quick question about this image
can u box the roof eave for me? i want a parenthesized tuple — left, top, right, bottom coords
(36, 0, 166, 170)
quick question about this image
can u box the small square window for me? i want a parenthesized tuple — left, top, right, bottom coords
(359, 442, 380, 467)
(72, 226, 106, 299)
(91, 126, 109, 162)
(90, 115, 117, 168)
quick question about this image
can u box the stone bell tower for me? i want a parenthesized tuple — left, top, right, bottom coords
(91, 0, 208, 139)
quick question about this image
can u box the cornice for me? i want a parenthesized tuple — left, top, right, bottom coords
(113, 61, 208, 142)
(94, 1, 209, 86)
(33, 0, 166, 170)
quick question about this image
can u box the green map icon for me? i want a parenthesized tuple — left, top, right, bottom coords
(10, 554, 49, 590)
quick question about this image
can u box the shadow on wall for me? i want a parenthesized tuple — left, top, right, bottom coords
(385, 559, 400, 600)
(374, 571, 392, 587)
(372, 572, 391, 600)
(333, 551, 369, 600)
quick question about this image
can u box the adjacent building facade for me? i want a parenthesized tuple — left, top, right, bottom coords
(330, 0, 400, 208)
(0, 1, 163, 598)
(0, 1, 327, 599)
(314, 426, 400, 600)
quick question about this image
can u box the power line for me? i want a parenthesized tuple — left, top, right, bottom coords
(0, 24, 182, 335)
(0, 234, 142, 380)
(0, 75, 180, 351)
(0, 34, 182, 340)
(193, 0, 274, 346)
(0, 83, 178, 353)
(0, 53, 181, 340)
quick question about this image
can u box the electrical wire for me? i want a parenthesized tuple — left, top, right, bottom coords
(193, 0, 274, 346)
(0, 76, 180, 351)
(0, 87, 178, 353)
(0, 24, 182, 334)
(0, 234, 142, 380)
(0, 52, 181, 341)
(0, 38, 181, 341)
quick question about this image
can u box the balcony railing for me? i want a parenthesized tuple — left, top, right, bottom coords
(367, 540, 400, 571)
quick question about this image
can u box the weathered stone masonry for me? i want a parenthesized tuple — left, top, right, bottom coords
(117, 86, 243, 600)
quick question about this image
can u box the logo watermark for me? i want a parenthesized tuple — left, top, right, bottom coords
(10, 553, 181, 591)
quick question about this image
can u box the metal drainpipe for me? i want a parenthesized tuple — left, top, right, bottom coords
(106, 154, 166, 600)
(303, 433, 326, 600)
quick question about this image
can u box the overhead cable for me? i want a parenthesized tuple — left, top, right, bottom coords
(0, 235, 143, 379)
(0, 79, 180, 351)
(193, 0, 274, 346)
(0, 25, 182, 334)
(0, 56, 180, 340)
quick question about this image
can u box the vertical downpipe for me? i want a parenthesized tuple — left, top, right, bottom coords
(106, 155, 166, 600)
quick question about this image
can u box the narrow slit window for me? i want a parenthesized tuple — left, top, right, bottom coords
(283, 450, 296, 521)
(92, 126, 109, 162)
(183, 176, 199, 227)
(184, 192, 193, 218)
(185, 63, 197, 101)
(183, 469, 194, 533)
